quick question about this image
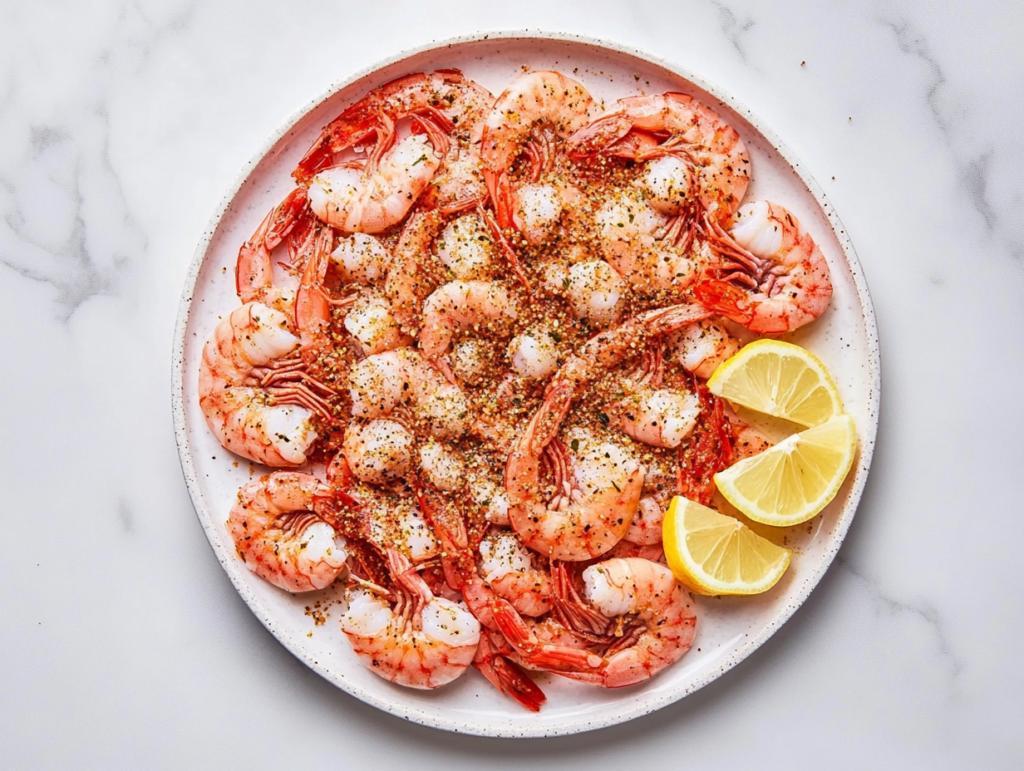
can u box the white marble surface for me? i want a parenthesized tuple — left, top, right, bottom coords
(1, 0, 1021, 767)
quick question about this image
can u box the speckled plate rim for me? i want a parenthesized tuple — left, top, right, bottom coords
(171, 29, 881, 738)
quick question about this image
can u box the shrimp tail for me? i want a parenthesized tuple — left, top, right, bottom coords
(415, 482, 472, 591)
(235, 187, 311, 303)
(473, 633, 547, 712)
(692, 278, 755, 324)
(294, 227, 334, 348)
(477, 202, 531, 290)
(491, 600, 604, 674)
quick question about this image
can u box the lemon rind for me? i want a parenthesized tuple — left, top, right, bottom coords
(706, 339, 844, 428)
(664, 498, 793, 597)
(714, 415, 857, 528)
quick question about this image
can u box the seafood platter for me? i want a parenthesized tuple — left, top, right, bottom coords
(173, 33, 879, 737)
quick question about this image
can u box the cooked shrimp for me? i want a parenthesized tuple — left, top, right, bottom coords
(506, 433, 644, 562)
(472, 629, 547, 712)
(415, 486, 554, 710)
(198, 302, 335, 466)
(481, 70, 594, 228)
(677, 377, 735, 505)
(417, 438, 465, 492)
(619, 388, 701, 449)
(468, 477, 512, 527)
(693, 201, 833, 333)
(348, 347, 470, 439)
(479, 530, 554, 617)
(308, 133, 441, 234)
(343, 419, 416, 485)
(354, 482, 442, 563)
(515, 182, 583, 245)
(331, 233, 392, 285)
(611, 344, 702, 449)
(565, 260, 626, 328)
(227, 472, 349, 592)
(235, 187, 318, 314)
(566, 92, 751, 221)
(624, 497, 666, 546)
(667, 318, 739, 380)
(342, 293, 411, 357)
(294, 69, 491, 184)
(595, 189, 699, 292)
(385, 210, 447, 332)
(507, 329, 561, 380)
(626, 457, 676, 546)
(418, 280, 517, 360)
(435, 213, 499, 279)
(427, 143, 490, 214)
(493, 557, 696, 688)
(504, 305, 711, 555)
(340, 549, 480, 689)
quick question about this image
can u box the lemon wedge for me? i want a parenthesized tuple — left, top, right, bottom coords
(663, 496, 791, 596)
(706, 339, 843, 427)
(714, 414, 857, 527)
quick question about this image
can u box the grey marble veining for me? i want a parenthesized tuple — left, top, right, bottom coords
(1, 0, 1022, 767)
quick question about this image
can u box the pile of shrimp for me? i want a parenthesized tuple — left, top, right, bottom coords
(198, 68, 832, 710)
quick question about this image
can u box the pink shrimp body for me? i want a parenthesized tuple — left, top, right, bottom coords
(235, 187, 317, 314)
(478, 530, 554, 617)
(293, 69, 491, 184)
(480, 71, 594, 229)
(505, 304, 711, 561)
(347, 347, 470, 439)
(308, 133, 441, 234)
(418, 280, 518, 360)
(694, 201, 833, 333)
(577, 558, 697, 687)
(340, 551, 481, 689)
(492, 557, 697, 688)
(566, 92, 751, 220)
(199, 303, 323, 466)
(227, 472, 349, 592)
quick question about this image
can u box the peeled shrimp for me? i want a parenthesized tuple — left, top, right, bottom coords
(694, 201, 833, 333)
(227, 472, 349, 592)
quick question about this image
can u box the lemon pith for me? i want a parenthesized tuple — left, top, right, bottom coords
(663, 496, 791, 596)
(714, 414, 857, 527)
(707, 339, 843, 427)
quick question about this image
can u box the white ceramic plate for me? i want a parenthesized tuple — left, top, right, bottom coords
(172, 31, 880, 738)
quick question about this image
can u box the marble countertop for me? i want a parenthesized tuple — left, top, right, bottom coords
(2, 1, 1021, 767)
